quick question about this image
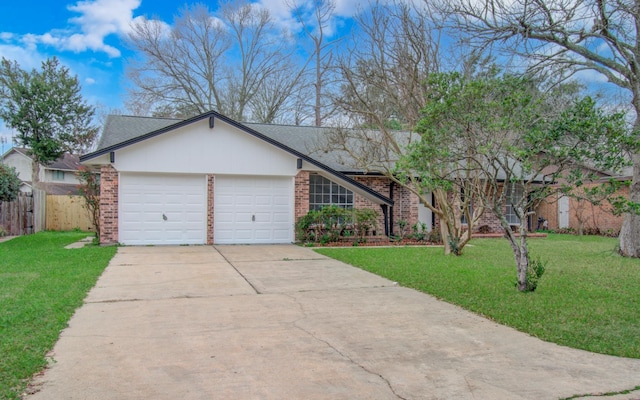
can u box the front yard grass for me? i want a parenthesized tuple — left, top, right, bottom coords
(315, 233, 640, 359)
(0, 232, 117, 400)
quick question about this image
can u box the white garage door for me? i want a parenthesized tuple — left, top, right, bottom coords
(120, 173, 207, 245)
(214, 176, 293, 244)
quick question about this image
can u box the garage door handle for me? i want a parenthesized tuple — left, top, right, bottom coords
(252, 215, 255, 222)
(163, 213, 168, 221)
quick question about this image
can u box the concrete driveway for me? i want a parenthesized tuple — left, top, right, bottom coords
(26, 245, 640, 400)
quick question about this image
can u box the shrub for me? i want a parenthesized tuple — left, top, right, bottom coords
(521, 256, 546, 292)
(426, 229, 442, 244)
(0, 164, 20, 203)
(353, 208, 379, 238)
(295, 206, 379, 244)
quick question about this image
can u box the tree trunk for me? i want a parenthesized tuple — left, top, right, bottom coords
(499, 213, 532, 291)
(515, 224, 530, 291)
(618, 107, 640, 258)
(440, 222, 452, 255)
(31, 157, 40, 189)
(619, 154, 640, 257)
(315, 51, 322, 127)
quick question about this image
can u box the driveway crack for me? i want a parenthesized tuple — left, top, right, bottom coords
(283, 293, 408, 400)
(213, 247, 261, 294)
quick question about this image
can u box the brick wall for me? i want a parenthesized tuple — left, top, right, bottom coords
(536, 196, 559, 230)
(474, 208, 505, 233)
(536, 184, 627, 234)
(99, 165, 118, 244)
(294, 171, 310, 221)
(294, 173, 417, 236)
(207, 175, 214, 244)
(353, 176, 419, 236)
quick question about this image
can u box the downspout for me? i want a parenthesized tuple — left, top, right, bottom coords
(389, 182, 394, 236)
(381, 204, 389, 236)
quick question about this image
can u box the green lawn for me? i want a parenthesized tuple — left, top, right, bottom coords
(0, 232, 117, 400)
(315, 234, 640, 359)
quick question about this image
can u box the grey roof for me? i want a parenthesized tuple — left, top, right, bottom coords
(244, 123, 363, 172)
(98, 115, 181, 149)
(94, 115, 367, 173)
(39, 182, 82, 195)
(48, 153, 81, 171)
(12, 148, 81, 171)
(86, 113, 394, 205)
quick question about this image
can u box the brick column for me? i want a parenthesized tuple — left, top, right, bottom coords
(99, 165, 118, 245)
(294, 171, 310, 221)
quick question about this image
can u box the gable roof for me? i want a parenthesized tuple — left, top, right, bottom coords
(82, 111, 394, 206)
(6, 148, 81, 171)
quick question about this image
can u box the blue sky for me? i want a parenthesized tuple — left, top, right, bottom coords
(0, 0, 360, 148)
(0, 0, 630, 152)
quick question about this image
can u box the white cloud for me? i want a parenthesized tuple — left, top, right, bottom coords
(0, 44, 41, 69)
(574, 68, 609, 84)
(254, 0, 363, 38)
(12, 0, 142, 58)
(85, 77, 96, 84)
(61, 0, 142, 57)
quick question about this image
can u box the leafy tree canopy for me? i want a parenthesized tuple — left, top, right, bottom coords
(0, 164, 20, 203)
(0, 57, 98, 165)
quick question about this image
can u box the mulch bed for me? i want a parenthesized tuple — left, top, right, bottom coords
(304, 232, 548, 247)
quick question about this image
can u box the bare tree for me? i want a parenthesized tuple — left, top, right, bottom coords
(289, 0, 340, 126)
(219, 1, 303, 121)
(440, 0, 640, 257)
(126, 4, 230, 116)
(126, 2, 304, 122)
(320, 0, 487, 255)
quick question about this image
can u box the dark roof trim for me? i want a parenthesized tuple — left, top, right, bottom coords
(81, 111, 394, 206)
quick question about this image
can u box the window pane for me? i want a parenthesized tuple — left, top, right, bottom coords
(308, 175, 354, 209)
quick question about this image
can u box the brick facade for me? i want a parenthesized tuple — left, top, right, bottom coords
(294, 171, 310, 221)
(99, 165, 118, 244)
(474, 208, 506, 233)
(535, 184, 627, 234)
(353, 176, 419, 236)
(100, 165, 565, 244)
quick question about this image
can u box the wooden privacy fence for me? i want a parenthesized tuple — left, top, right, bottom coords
(0, 192, 34, 236)
(46, 195, 95, 232)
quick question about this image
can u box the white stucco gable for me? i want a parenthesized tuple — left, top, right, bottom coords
(109, 117, 299, 176)
(81, 111, 394, 207)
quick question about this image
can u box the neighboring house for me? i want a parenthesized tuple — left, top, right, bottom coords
(82, 112, 533, 246)
(535, 171, 630, 235)
(2, 147, 83, 195)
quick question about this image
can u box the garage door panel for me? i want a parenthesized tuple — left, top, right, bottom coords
(214, 176, 293, 244)
(120, 174, 206, 245)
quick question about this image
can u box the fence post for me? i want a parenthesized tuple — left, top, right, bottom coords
(32, 189, 46, 233)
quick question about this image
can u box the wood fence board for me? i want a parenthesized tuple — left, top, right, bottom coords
(33, 189, 46, 232)
(45, 195, 95, 232)
(0, 193, 34, 236)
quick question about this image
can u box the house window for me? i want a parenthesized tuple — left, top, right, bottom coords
(460, 187, 473, 225)
(52, 170, 65, 181)
(309, 175, 354, 210)
(505, 184, 524, 225)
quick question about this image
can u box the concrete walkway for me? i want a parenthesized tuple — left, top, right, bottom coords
(26, 245, 640, 400)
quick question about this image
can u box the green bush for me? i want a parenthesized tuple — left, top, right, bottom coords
(353, 208, 379, 238)
(295, 206, 379, 243)
(522, 256, 546, 292)
(426, 228, 442, 244)
(0, 164, 20, 203)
